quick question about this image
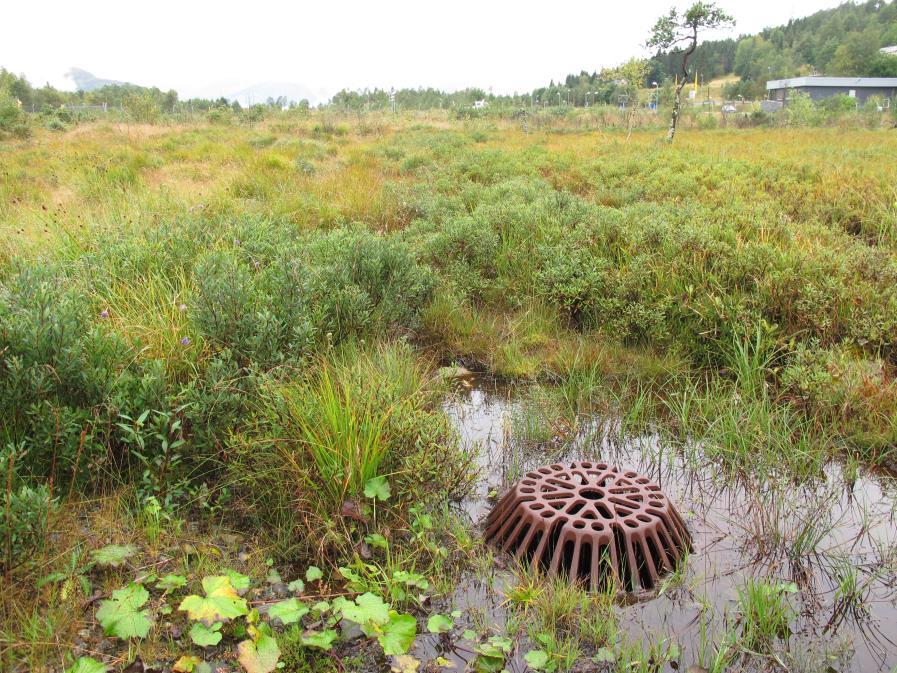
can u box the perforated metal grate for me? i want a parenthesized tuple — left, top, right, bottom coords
(484, 461, 690, 591)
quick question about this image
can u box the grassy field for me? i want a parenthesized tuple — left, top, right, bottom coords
(2, 112, 897, 673)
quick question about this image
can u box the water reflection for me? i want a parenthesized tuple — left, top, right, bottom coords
(421, 378, 897, 672)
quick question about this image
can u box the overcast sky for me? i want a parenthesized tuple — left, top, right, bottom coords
(3, 0, 844, 101)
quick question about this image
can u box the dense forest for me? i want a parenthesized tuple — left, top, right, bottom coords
(648, 0, 897, 98)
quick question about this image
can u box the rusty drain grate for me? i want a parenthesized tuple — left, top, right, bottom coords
(485, 461, 690, 592)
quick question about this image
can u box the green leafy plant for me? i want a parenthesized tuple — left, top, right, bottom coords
(190, 621, 223, 647)
(268, 598, 309, 625)
(179, 575, 249, 625)
(237, 625, 281, 673)
(472, 635, 513, 673)
(426, 614, 453, 634)
(300, 629, 339, 650)
(90, 544, 137, 568)
(337, 592, 417, 655)
(95, 583, 152, 639)
(66, 657, 108, 673)
(157, 574, 187, 590)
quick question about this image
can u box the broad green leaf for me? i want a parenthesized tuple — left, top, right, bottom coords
(305, 566, 323, 582)
(179, 575, 249, 625)
(66, 657, 107, 673)
(462, 629, 478, 641)
(268, 598, 308, 625)
(266, 568, 282, 584)
(173, 655, 202, 673)
(524, 650, 550, 670)
(157, 574, 187, 590)
(190, 621, 223, 647)
(427, 614, 453, 634)
(364, 475, 391, 501)
(287, 579, 305, 593)
(224, 569, 251, 593)
(95, 583, 152, 639)
(300, 629, 338, 650)
(237, 632, 281, 673)
(91, 544, 137, 567)
(377, 611, 417, 656)
(341, 592, 389, 626)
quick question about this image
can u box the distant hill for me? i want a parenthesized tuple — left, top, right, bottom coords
(66, 68, 128, 92)
(227, 81, 318, 107)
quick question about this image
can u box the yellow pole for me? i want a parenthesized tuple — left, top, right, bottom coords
(694, 72, 699, 93)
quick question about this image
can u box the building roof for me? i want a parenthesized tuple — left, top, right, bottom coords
(767, 76, 897, 90)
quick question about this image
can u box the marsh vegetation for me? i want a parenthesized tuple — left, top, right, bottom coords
(2, 110, 897, 672)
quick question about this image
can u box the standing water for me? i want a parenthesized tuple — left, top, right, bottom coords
(412, 378, 897, 672)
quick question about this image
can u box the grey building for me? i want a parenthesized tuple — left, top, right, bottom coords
(766, 76, 897, 105)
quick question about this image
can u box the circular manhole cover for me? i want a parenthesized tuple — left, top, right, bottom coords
(484, 461, 690, 591)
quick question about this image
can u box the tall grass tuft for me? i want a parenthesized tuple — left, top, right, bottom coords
(279, 361, 393, 507)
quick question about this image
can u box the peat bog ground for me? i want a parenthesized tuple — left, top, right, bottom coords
(2, 112, 897, 672)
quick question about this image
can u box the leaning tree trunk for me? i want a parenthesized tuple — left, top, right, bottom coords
(667, 30, 697, 145)
(667, 81, 686, 143)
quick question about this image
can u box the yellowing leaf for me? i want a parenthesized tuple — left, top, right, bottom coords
(237, 632, 281, 673)
(179, 575, 248, 625)
(391, 654, 421, 673)
(173, 655, 202, 673)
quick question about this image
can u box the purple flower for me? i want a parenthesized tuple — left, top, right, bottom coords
(234, 238, 241, 246)
(100, 309, 109, 319)
(180, 337, 191, 346)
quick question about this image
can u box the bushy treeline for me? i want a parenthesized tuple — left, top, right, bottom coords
(648, 0, 897, 99)
(0, 67, 311, 135)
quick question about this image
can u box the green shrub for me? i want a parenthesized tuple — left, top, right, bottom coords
(418, 216, 499, 301)
(0, 266, 134, 482)
(303, 227, 435, 341)
(0, 90, 28, 137)
(228, 341, 466, 558)
(1, 446, 55, 571)
(193, 250, 314, 366)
